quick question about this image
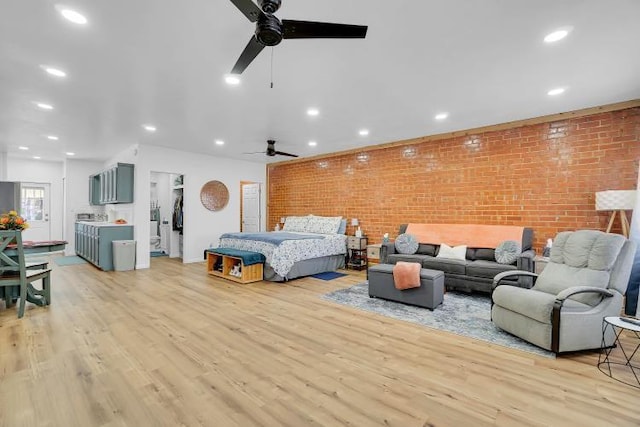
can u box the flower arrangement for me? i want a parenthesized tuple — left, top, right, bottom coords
(0, 210, 29, 231)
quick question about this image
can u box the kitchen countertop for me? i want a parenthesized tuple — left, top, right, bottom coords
(76, 221, 133, 227)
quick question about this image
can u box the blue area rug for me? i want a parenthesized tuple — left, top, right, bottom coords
(311, 271, 348, 281)
(54, 256, 88, 266)
(150, 251, 167, 257)
(323, 282, 555, 358)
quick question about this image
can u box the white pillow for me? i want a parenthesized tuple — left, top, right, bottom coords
(282, 216, 309, 232)
(305, 215, 342, 234)
(436, 243, 467, 260)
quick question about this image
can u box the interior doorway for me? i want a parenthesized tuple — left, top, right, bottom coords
(241, 182, 261, 232)
(149, 171, 183, 265)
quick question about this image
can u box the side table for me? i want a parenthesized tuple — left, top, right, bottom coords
(347, 236, 368, 271)
(533, 255, 550, 274)
(598, 316, 640, 389)
(366, 244, 381, 266)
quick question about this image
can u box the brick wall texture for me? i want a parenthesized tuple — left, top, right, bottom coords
(267, 107, 640, 252)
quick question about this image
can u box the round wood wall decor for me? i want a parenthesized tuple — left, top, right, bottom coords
(200, 180, 229, 211)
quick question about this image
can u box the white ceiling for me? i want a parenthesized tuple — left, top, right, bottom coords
(1, 0, 639, 164)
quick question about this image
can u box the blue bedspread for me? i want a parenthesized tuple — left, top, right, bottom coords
(220, 232, 324, 246)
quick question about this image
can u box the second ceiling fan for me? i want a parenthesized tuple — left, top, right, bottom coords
(229, 0, 368, 74)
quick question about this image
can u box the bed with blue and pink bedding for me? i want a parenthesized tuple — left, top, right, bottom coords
(219, 215, 347, 281)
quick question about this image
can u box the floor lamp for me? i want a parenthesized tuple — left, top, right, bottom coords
(595, 190, 637, 238)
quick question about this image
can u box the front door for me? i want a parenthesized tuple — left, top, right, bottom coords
(241, 183, 261, 232)
(20, 182, 51, 241)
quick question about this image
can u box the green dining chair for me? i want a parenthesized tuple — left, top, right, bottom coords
(0, 230, 52, 318)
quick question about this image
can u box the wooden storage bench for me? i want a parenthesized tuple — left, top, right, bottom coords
(206, 248, 265, 284)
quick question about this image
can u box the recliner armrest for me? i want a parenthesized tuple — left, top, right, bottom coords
(555, 286, 614, 303)
(492, 270, 539, 290)
(380, 242, 396, 264)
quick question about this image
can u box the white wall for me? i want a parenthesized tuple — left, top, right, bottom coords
(108, 144, 267, 268)
(0, 152, 7, 180)
(6, 158, 64, 241)
(63, 159, 105, 255)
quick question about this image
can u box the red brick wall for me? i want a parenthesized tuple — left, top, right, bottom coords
(267, 107, 640, 252)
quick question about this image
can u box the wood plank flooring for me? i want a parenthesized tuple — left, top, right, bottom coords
(1, 256, 639, 427)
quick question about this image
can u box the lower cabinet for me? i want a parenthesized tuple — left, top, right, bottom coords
(75, 223, 134, 271)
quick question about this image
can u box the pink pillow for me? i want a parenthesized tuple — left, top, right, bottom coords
(392, 262, 422, 290)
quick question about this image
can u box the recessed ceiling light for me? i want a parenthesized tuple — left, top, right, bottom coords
(308, 141, 317, 147)
(41, 66, 67, 78)
(33, 156, 41, 160)
(142, 124, 156, 132)
(358, 129, 369, 136)
(66, 152, 75, 156)
(57, 6, 88, 25)
(547, 87, 566, 96)
(435, 112, 448, 120)
(215, 140, 225, 146)
(307, 108, 319, 117)
(35, 102, 54, 110)
(544, 29, 569, 43)
(224, 75, 241, 85)
(47, 135, 59, 140)
(18, 146, 29, 150)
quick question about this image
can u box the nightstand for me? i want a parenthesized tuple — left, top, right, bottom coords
(347, 236, 368, 270)
(367, 244, 381, 266)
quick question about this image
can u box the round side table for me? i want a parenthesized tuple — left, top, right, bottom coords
(598, 316, 640, 389)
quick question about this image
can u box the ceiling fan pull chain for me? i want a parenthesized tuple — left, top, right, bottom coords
(270, 47, 274, 88)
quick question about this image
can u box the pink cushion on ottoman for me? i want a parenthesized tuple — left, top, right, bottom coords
(392, 261, 422, 290)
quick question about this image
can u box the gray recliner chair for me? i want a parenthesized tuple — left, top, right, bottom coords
(491, 230, 636, 353)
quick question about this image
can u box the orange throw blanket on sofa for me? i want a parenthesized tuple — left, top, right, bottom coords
(405, 223, 525, 249)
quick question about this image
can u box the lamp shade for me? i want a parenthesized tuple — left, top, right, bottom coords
(595, 190, 637, 211)
(351, 218, 359, 226)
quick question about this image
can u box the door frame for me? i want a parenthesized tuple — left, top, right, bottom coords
(19, 181, 51, 241)
(240, 181, 261, 232)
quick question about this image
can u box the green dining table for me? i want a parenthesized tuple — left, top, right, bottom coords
(1, 240, 67, 307)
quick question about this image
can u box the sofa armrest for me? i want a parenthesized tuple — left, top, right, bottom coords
(516, 249, 535, 271)
(380, 242, 396, 264)
(516, 249, 536, 288)
(492, 270, 539, 291)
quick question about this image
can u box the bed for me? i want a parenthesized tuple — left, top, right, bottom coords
(218, 215, 348, 281)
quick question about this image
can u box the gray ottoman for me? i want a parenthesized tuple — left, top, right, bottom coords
(368, 264, 445, 310)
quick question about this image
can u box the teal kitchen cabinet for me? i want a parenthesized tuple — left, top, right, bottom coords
(88, 163, 134, 205)
(89, 174, 101, 205)
(75, 222, 134, 270)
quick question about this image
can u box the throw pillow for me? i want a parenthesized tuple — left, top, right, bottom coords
(305, 215, 342, 234)
(436, 243, 467, 260)
(393, 261, 422, 290)
(282, 216, 309, 232)
(395, 233, 419, 254)
(495, 240, 521, 264)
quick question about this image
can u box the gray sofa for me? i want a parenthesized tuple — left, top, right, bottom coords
(380, 224, 535, 293)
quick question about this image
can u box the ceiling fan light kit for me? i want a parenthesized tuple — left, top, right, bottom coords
(229, 0, 367, 74)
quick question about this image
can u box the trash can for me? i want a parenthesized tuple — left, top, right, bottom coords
(112, 240, 136, 271)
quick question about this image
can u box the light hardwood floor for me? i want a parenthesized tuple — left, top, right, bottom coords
(1, 256, 638, 427)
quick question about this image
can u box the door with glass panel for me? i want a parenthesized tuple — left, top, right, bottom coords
(20, 182, 51, 241)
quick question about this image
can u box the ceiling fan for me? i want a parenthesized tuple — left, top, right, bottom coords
(245, 140, 299, 158)
(229, 0, 368, 74)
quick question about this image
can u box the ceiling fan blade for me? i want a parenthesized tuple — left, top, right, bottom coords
(242, 150, 267, 154)
(229, 0, 263, 22)
(274, 150, 299, 158)
(282, 20, 368, 39)
(231, 35, 266, 74)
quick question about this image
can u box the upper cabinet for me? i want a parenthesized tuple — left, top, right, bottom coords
(89, 163, 134, 205)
